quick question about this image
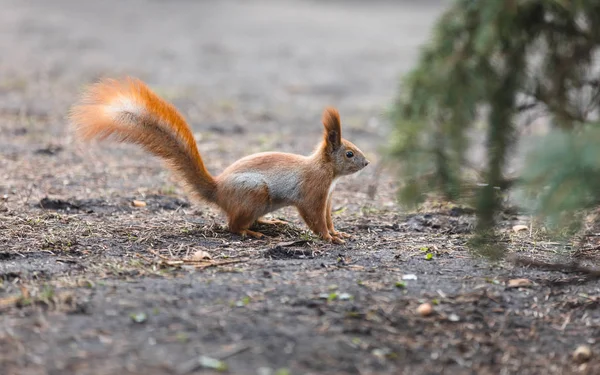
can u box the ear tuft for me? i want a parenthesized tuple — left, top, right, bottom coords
(322, 106, 342, 150)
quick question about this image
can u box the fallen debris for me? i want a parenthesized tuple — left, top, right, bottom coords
(573, 345, 592, 363)
(512, 224, 528, 233)
(132, 200, 147, 207)
(417, 303, 433, 316)
(139, 249, 248, 270)
(507, 278, 533, 288)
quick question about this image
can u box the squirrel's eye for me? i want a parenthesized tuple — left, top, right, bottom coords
(346, 151, 354, 158)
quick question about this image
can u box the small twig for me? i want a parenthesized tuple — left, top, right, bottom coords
(510, 256, 600, 278)
(517, 102, 538, 112)
(194, 259, 247, 269)
(56, 258, 78, 264)
(139, 251, 248, 269)
(560, 312, 572, 331)
(134, 253, 156, 263)
(217, 345, 251, 360)
(147, 248, 172, 260)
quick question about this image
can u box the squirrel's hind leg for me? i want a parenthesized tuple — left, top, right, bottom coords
(223, 185, 271, 240)
(228, 213, 266, 239)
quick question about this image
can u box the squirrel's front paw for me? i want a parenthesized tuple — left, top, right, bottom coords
(323, 234, 346, 245)
(331, 236, 345, 244)
(331, 230, 351, 239)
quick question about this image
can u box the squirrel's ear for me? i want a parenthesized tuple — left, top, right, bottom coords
(322, 107, 342, 151)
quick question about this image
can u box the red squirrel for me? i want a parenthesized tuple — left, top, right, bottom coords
(69, 77, 369, 244)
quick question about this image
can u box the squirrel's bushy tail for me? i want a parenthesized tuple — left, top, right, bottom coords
(69, 77, 217, 203)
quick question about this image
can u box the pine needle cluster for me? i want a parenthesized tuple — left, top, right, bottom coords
(389, 0, 600, 257)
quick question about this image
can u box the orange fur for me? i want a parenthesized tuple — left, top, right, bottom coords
(322, 107, 342, 155)
(69, 77, 217, 203)
(69, 77, 370, 243)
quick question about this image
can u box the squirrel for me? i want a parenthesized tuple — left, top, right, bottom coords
(68, 77, 369, 244)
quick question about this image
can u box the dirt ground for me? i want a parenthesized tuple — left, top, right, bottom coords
(1, 1, 600, 374)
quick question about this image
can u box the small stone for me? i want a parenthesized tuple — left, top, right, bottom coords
(132, 200, 147, 207)
(372, 348, 391, 359)
(448, 313, 460, 322)
(338, 293, 352, 300)
(573, 345, 592, 363)
(130, 312, 147, 323)
(417, 303, 433, 316)
(402, 274, 418, 281)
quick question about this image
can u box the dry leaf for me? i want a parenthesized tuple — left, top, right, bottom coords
(132, 200, 147, 207)
(189, 250, 212, 261)
(507, 278, 533, 288)
(0, 296, 20, 310)
(512, 224, 528, 232)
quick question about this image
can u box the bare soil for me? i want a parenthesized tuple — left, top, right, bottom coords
(1, 1, 599, 374)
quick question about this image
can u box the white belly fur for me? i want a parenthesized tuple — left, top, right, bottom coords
(227, 170, 302, 205)
(328, 177, 339, 196)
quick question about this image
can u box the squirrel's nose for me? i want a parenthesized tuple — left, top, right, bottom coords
(364, 160, 370, 167)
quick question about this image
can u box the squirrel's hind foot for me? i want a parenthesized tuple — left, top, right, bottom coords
(237, 229, 266, 239)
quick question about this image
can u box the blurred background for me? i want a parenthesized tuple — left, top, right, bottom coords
(0, 0, 444, 140)
(0, 0, 446, 203)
